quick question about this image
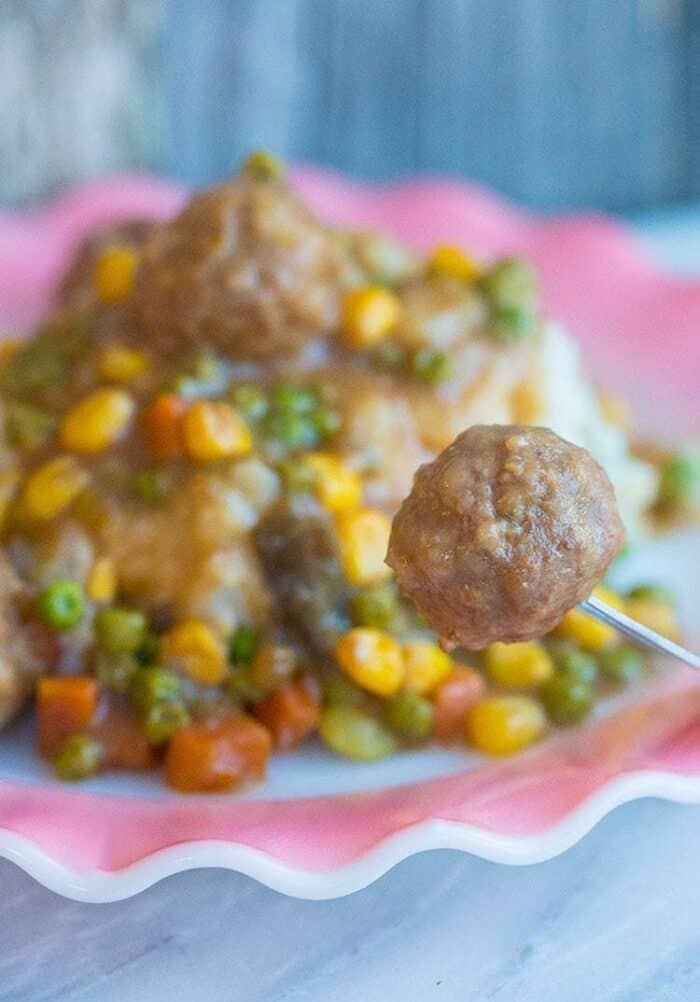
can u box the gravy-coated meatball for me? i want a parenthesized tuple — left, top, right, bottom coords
(57, 220, 153, 310)
(135, 178, 349, 360)
(387, 425, 625, 649)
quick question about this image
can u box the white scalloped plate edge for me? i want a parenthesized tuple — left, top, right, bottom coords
(1, 769, 699, 902)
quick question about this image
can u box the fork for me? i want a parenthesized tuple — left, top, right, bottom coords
(580, 594, 700, 670)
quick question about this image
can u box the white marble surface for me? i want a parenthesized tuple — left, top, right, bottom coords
(0, 212, 698, 1002)
(0, 799, 699, 1001)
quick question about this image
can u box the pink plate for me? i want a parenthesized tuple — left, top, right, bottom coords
(0, 170, 698, 902)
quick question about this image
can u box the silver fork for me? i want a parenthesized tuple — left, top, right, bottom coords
(580, 594, 700, 670)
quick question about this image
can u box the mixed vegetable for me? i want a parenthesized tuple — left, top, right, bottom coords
(0, 152, 693, 793)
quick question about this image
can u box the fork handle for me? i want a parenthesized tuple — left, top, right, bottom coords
(579, 595, 700, 671)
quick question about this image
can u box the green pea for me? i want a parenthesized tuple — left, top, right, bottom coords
(95, 607, 147, 655)
(319, 705, 397, 761)
(480, 256, 537, 308)
(168, 350, 225, 399)
(373, 339, 406, 370)
(94, 652, 140, 693)
(322, 671, 366, 708)
(479, 257, 538, 343)
(53, 733, 103, 781)
(240, 150, 286, 182)
(168, 375, 199, 399)
(5, 401, 57, 450)
(544, 637, 577, 659)
(141, 699, 190, 745)
(626, 583, 674, 605)
(130, 666, 183, 713)
(490, 304, 536, 343)
(368, 274, 400, 291)
(263, 410, 319, 450)
(230, 384, 268, 422)
(58, 314, 93, 361)
(191, 349, 223, 382)
(39, 580, 85, 631)
(540, 674, 594, 725)
(277, 458, 315, 494)
(135, 632, 161, 666)
(386, 692, 435, 741)
(228, 625, 259, 666)
(409, 348, 454, 386)
(271, 383, 318, 415)
(312, 406, 342, 441)
(350, 583, 398, 629)
(0, 338, 65, 395)
(599, 647, 644, 684)
(134, 468, 174, 504)
(658, 451, 700, 508)
(556, 650, 599, 684)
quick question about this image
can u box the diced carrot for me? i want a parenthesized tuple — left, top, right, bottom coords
(431, 666, 486, 742)
(92, 698, 158, 770)
(36, 676, 99, 757)
(254, 679, 320, 751)
(142, 393, 188, 460)
(164, 713, 271, 793)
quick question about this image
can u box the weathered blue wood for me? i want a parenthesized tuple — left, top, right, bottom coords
(0, 0, 164, 205)
(685, 0, 700, 190)
(163, 0, 694, 210)
(0, 0, 696, 209)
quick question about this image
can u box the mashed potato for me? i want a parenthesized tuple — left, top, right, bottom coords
(514, 321, 657, 539)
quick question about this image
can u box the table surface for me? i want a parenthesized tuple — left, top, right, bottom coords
(1, 208, 698, 1002)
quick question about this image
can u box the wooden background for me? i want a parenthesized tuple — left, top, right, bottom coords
(2, 0, 698, 210)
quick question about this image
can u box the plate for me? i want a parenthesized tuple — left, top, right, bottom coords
(0, 170, 697, 902)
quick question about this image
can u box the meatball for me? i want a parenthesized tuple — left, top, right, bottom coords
(256, 495, 349, 653)
(387, 425, 625, 649)
(57, 220, 153, 310)
(134, 177, 350, 361)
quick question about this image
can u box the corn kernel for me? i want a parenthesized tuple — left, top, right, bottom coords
(0, 469, 20, 530)
(340, 287, 401, 349)
(183, 401, 252, 462)
(334, 628, 404, 697)
(510, 380, 543, 424)
(98, 344, 149, 383)
(593, 585, 626, 611)
(162, 618, 227, 686)
(402, 641, 454, 695)
(625, 597, 680, 640)
(427, 244, 482, 283)
(240, 149, 286, 181)
(61, 389, 135, 454)
(304, 452, 362, 512)
(23, 455, 90, 520)
(554, 607, 616, 652)
(94, 245, 138, 303)
(87, 557, 116, 604)
(0, 337, 21, 365)
(598, 391, 630, 429)
(485, 641, 554, 689)
(335, 507, 392, 586)
(554, 586, 624, 652)
(466, 696, 546, 756)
